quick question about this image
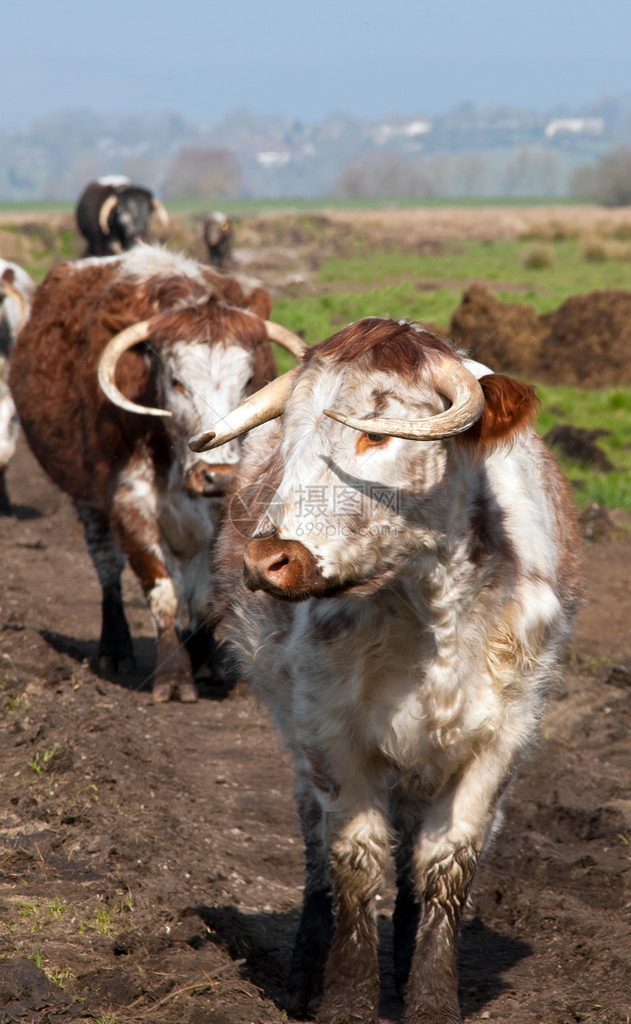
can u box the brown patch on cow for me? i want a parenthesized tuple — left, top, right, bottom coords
(150, 297, 269, 353)
(183, 462, 236, 497)
(456, 374, 540, 457)
(355, 432, 392, 456)
(245, 286, 273, 319)
(109, 502, 170, 596)
(306, 318, 459, 378)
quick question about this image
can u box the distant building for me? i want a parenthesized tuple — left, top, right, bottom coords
(544, 118, 604, 139)
(370, 119, 432, 145)
(256, 151, 292, 168)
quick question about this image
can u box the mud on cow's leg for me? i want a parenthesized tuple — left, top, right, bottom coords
(317, 804, 389, 1024)
(401, 744, 515, 1024)
(110, 488, 197, 703)
(286, 766, 334, 1017)
(403, 846, 478, 1024)
(76, 501, 135, 672)
(389, 783, 426, 998)
(146, 576, 198, 703)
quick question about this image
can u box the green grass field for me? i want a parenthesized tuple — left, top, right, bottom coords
(273, 234, 631, 514)
(275, 236, 631, 344)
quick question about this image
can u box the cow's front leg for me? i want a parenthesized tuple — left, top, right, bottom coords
(144, 574, 197, 702)
(389, 781, 427, 998)
(403, 745, 515, 1024)
(317, 798, 389, 1024)
(110, 478, 196, 703)
(286, 759, 333, 1017)
(76, 501, 135, 672)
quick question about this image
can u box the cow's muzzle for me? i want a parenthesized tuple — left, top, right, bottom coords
(243, 536, 329, 600)
(184, 462, 237, 497)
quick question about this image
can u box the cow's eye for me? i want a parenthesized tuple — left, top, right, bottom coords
(356, 431, 391, 454)
(171, 377, 186, 393)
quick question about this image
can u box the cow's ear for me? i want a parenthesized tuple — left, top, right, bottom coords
(246, 287, 273, 320)
(456, 373, 540, 456)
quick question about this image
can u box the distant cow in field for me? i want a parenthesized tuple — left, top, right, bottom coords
(76, 176, 170, 256)
(203, 212, 234, 268)
(10, 244, 305, 701)
(0, 259, 35, 513)
(195, 318, 581, 1021)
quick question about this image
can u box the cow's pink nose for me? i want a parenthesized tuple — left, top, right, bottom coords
(243, 536, 328, 600)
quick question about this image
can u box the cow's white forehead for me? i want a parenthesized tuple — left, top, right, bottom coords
(172, 341, 253, 466)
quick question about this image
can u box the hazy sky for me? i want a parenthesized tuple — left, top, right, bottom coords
(3, 1, 630, 128)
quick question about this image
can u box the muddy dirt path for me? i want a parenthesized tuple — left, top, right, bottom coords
(1, 436, 630, 1024)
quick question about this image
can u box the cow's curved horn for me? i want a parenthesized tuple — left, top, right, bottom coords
(189, 367, 300, 452)
(98, 194, 118, 235)
(151, 198, 170, 230)
(264, 320, 307, 359)
(98, 320, 173, 418)
(324, 358, 485, 440)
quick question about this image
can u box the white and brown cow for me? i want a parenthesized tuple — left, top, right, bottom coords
(9, 244, 304, 702)
(195, 318, 581, 1022)
(0, 259, 35, 513)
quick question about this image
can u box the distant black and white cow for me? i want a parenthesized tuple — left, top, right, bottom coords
(0, 259, 35, 513)
(195, 318, 581, 1022)
(10, 245, 305, 701)
(203, 212, 234, 268)
(76, 176, 170, 256)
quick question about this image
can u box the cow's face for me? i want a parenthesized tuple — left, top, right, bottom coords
(240, 357, 455, 598)
(214, 319, 539, 601)
(112, 191, 154, 249)
(160, 339, 256, 496)
(101, 301, 278, 500)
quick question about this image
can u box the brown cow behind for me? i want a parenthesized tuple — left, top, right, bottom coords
(10, 244, 304, 701)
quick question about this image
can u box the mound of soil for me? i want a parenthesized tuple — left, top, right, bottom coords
(540, 290, 631, 386)
(450, 285, 631, 386)
(448, 285, 545, 377)
(1, 437, 630, 1024)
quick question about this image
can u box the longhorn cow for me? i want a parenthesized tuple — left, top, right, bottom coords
(10, 245, 305, 701)
(0, 259, 35, 513)
(76, 176, 169, 257)
(197, 317, 581, 1021)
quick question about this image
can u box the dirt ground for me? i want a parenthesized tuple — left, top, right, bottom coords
(1, 205, 631, 1024)
(1, 433, 630, 1024)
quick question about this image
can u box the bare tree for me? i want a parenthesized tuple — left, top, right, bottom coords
(571, 147, 631, 206)
(162, 147, 242, 201)
(335, 153, 434, 199)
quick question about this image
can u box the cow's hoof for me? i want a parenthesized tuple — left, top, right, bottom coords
(177, 678, 199, 702)
(152, 678, 176, 703)
(152, 677, 198, 703)
(98, 653, 136, 674)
